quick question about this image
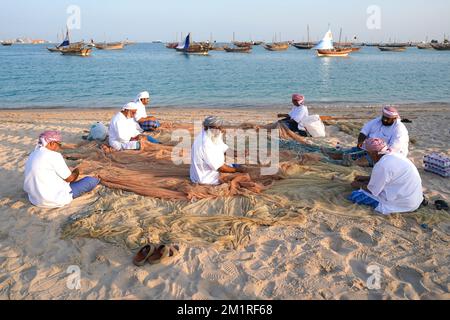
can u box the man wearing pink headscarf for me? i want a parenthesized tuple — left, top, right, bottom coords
(23, 131, 100, 208)
(349, 138, 423, 215)
(358, 106, 409, 156)
(278, 94, 309, 137)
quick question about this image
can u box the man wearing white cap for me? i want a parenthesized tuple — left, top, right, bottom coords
(278, 94, 309, 137)
(190, 116, 244, 185)
(134, 91, 161, 132)
(357, 106, 410, 156)
(108, 102, 159, 151)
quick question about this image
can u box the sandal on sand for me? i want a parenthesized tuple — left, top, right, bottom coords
(147, 244, 180, 265)
(435, 200, 449, 211)
(133, 244, 157, 267)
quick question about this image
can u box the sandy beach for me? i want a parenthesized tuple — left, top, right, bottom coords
(0, 104, 449, 300)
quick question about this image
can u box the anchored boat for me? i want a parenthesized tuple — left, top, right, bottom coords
(313, 29, 353, 57)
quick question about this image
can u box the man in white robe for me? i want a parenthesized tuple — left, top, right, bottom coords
(349, 138, 423, 215)
(278, 94, 309, 137)
(358, 106, 409, 156)
(190, 116, 245, 185)
(134, 91, 161, 132)
(108, 102, 148, 151)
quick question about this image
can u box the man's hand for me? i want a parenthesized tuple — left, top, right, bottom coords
(355, 175, 370, 182)
(278, 114, 289, 118)
(65, 168, 80, 183)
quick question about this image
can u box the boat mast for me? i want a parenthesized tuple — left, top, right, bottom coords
(338, 27, 342, 47)
(307, 24, 310, 45)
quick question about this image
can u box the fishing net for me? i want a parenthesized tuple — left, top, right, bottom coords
(61, 121, 450, 250)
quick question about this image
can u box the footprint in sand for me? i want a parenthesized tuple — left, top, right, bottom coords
(321, 236, 356, 256)
(393, 266, 426, 296)
(347, 228, 377, 246)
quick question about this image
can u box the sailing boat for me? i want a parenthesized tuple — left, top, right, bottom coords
(47, 29, 70, 52)
(313, 29, 353, 57)
(175, 33, 209, 55)
(293, 25, 314, 50)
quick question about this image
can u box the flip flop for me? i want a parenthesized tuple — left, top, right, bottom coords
(435, 200, 449, 211)
(133, 244, 157, 267)
(147, 244, 180, 265)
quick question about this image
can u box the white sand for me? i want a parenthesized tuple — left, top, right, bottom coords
(0, 105, 449, 300)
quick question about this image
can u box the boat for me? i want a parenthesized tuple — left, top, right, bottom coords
(313, 29, 353, 57)
(417, 43, 433, 49)
(60, 46, 92, 56)
(252, 41, 263, 46)
(95, 42, 125, 50)
(166, 42, 178, 49)
(292, 43, 315, 50)
(1, 41, 13, 46)
(292, 25, 314, 50)
(175, 33, 209, 55)
(210, 46, 225, 51)
(223, 46, 251, 53)
(233, 41, 253, 48)
(378, 46, 406, 52)
(431, 39, 450, 51)
(47, 28, 84, 52)
(263, 42, 289, 51)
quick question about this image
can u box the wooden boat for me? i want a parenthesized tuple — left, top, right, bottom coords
(176, 34, 209, 55)
(431, 43, 450, 51)
(293, 25, 314, 50)
(317, 48, 353, 57)
(47, 47, 61, 52)
(314, 29, 353, 57)
(95, 42, 124, 50)
(166, 42, 178, 49)
(223, 46, 251, 53)
(210, 46, 225, 51)
(417, 43, 433, 49)
(263, 42, 289, 51)
(233, 41, 253, 48)
(378, 46, 406, 52)
(292, 43, 314, 50)
(1, 41, 13, 46)
(60, 46, 92, 56)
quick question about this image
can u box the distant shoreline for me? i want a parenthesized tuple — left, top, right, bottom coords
(1, 101, 450, 111)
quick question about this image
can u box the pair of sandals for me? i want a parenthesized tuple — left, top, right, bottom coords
(133, 243, 180, 267)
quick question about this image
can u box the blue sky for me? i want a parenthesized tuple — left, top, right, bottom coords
(1, 0, 449, 42)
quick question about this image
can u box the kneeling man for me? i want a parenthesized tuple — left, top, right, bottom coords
(24, 131, 100, 208)
(349, 138, 423, 215)
(190, 116, 244, 185)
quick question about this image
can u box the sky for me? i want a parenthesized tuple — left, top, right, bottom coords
(1, 0, 450, 42)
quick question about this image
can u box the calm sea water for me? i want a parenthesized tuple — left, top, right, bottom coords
(0, 43, 449, 109)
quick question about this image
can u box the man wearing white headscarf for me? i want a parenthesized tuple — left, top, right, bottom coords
(23, 131, 100, 208)
(134, 91, 161, 132)
(358, 106, 409, 156)
(190, 116, 244, 185)
(348, 138, 423, 215)
(108, 102, 158, 151)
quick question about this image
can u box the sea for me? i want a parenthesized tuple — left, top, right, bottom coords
(1, 43, 449, 109)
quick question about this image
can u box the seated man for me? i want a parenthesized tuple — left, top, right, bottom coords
(134, 91, 161, 132)
(278, 94, 309, 137)
(23, 131, 100, 208)
(190, 116, 245, 185)
(357, 105, 409, 156)
(324, 106, 410, 166)
(108, 102, 160, 151)
(349, 138, 423, 215)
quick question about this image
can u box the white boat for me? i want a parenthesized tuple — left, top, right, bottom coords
(313, 29, 353, 57)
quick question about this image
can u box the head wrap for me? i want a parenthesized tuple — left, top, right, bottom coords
(37, 130, 62, 148)
(363, 138, 389, 154)
(292, 94, 305, 105)
(382, 106, 400, 119)
(122, 102, 138, 111)
(135, 91, 150, 103)
(203, 116, 225, 128)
